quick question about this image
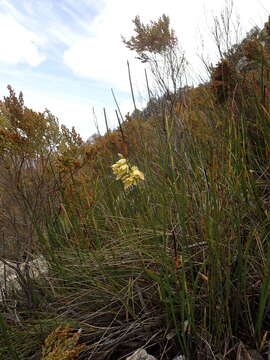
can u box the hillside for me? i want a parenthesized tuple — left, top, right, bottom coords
(1, 14, 270, 360)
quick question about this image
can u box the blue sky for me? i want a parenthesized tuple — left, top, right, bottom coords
(0, 0, 269, 140)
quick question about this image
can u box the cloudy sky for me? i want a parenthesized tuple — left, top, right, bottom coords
(0, 0, 269, 139)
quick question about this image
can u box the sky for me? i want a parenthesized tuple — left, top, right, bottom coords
(0, 0, 269, 140)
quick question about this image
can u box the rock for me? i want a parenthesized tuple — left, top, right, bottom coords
(0, 255, 48, 301)
(125, 349, 157, 360)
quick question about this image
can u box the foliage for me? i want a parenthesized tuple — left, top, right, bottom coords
(0, 85, 60, 157)
(122, 14, 186, 99)
(0, 87, 85, 260)
(122, 14, 177, 63)
(42, 325, 85, 360)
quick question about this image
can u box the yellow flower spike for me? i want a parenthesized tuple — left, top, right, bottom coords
(111, 154, 145, 190)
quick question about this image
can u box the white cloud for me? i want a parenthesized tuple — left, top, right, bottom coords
(0, 13, 45, 66)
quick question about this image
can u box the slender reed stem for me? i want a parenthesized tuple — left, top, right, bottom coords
(103, 107, 110, 133)
(111, 88, 124, 123)
(145, 69, 151, 103)
(127, 60, 137, 112)
(115, 110, 125, 143)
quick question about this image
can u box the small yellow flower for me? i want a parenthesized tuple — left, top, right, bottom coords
(111, 158, 127, 171)
(122, 176, 136, 189)
(115, 164, 130, 179)
(116, 158, 127, 166)
(131, 166, 145, 180)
